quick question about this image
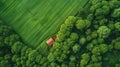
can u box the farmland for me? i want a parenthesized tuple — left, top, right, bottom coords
(0, 0, 88, 48)
(1, 0, 120, 67)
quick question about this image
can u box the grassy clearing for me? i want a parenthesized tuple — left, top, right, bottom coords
(0, 0, 89, 48)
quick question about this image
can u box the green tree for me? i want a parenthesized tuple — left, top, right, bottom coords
(115, 64, 120, 67)
(65, 16, 77, 28)
(47, 52, 55, 62)
(97, 26, 111, 38)
(85, 29, 92, 35)
(0, 59, 11, 67)
(86, 35, 92, 42)
(12, 55, 18, 62)
(87, 14, 94, 21)
(70, 55, 76, 62)
(35, 55, 42, 64)
(4, 54, 11, 60)
(28, 50, 39, 62)
(11, 41, 23, 54)
(92, 46, 100, 55)
(112, 8, 120, 18)
(82, 53, 90, 60)
(76, 19, 91, 30)
(4, 34, 20, 46)
(80, 53, 90, 66)
(86, 43, 94, 51)
(79, 37, 86, 45)
(85, 20, 91, 28)
(99, 44, 108, 54)
(61, 64, 68, 67)
(57, 32, 66, 42)
(72, 44, 80, 53)
(70, 33, 79, 41)
(114, 42, 120, 50)
(93, 62, 102, 67)
(91, 31, 98, 39)
(97, 38, 104, 44)
(114, 22, 120, 31)
(91, 55, 102, 62)
(75, 19, 86, 30)
(91, 39, 98, 45)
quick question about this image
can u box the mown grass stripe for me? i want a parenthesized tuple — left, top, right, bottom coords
(0, 0, 16, 13)
(0, 0, 89, 48)
(36, 0, 89, 53)
(36, 0, 79, 48)
(1, 0, 20, 17)
(25, 0, 70, 45)
(14, 1, 51, 35)
(30, 0, 71, 46)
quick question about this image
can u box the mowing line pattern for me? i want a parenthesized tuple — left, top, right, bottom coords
(0, 0, 89, 48)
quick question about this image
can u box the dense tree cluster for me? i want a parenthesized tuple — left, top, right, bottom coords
(47, 0, 120, 67)
(0, 0, 120, 67)
(0, 20, 47, 67)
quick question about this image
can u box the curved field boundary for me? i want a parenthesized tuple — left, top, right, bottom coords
(0, 0, 89, 48)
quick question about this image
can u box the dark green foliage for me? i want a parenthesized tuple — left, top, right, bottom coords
(97, 26, 111, 38)
(79, 37, 86, 45)
(112, 8, 120, 18)
(72, 44, 80, 53)
(75, 19, 91, 30)
(114, 42, 120, 50)
(99, 44, 108, 54)
(70, 32, 79, 41)
(0, 20, 46, 67)
(115, 64, 120, 67)
(80, 53, 90, 66)
(46, 0, 120, 66)
(114, 22, 120, 31)
(0, 0, 120, 67)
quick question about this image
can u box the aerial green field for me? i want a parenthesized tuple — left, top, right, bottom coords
(0, 0, 89, 48)
(0, 0, 120, 67)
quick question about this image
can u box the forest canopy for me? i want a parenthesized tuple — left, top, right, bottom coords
(0, 0, 120, 67)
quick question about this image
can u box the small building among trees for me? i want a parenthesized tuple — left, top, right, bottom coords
(46, 36, 56, 46)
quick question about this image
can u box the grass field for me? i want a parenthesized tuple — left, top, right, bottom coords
(0, 0, 89, 48)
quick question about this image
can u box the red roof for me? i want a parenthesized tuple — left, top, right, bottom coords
(46, 36, 56, 46)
